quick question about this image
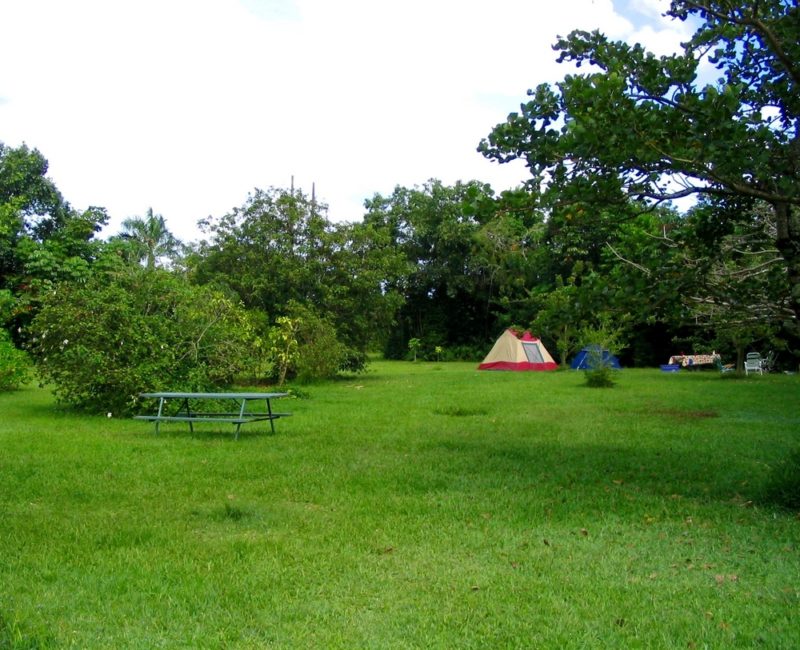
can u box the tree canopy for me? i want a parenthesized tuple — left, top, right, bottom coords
(1, 142, 108, 334)
(479, 0, 800, 328)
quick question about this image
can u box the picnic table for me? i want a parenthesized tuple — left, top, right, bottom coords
(134, 391, 290, 439)
(667, 353, 721, 368)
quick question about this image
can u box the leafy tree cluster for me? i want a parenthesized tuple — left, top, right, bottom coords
(28, 268, 254, 414)
(191, 186, 407, 373)
(480, 0, 799, 340)
(0, 143, 108, 328)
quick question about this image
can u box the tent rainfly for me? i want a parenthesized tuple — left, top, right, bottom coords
(478, 329, 558, 371)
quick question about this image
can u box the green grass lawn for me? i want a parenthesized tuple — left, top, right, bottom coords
(1, 363, 799, 648)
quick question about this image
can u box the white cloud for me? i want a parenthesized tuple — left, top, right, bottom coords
(1, 0, 691, 242)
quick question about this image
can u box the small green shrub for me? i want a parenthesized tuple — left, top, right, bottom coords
(763, 448, 800, 510)
(293, 306, 347, 383)
(442, 344, 484, 362)
(0, 329, 30, 391)
(577, 323, 626, 389)
(266, 316, 300, 386)
(338, 349, 368, 374)
(584, 364, 616, 388)
(265, 303, 353, 384)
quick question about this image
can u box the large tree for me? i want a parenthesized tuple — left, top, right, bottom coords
(479, 0, 800, 331)
(195, 187, 330, 312)
(193, 186, 404, 360)
(1, 142, 107, 331)
(363, 179, 506, 357)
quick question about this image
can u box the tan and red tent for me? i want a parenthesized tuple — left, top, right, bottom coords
(478, 329, 558, 371)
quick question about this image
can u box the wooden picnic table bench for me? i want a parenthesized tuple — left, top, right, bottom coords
(134, 391, 291, 439)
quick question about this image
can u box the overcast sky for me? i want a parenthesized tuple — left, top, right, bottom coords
(0, 0, 692, 242)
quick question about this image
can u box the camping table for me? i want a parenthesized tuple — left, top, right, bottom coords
(134, 392, 290, 439)
(668, 354, 721, 368)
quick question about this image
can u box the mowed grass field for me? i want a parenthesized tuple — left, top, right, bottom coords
(1, 362, 799, 648)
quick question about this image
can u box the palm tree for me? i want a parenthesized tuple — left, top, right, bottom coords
(119, 208, 179, 269)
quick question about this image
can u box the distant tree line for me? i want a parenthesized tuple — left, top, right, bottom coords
(1, 0, 797, 409)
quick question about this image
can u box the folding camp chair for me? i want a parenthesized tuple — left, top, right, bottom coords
(714, 358, 734, 373)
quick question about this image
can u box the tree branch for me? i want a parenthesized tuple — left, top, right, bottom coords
(605, 242, 652, 275)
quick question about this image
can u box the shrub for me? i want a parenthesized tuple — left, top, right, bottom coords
(763, 448, 800, 510)
(0, 329, 30, 391)
(577, 322, 626, 389)
(266, 316, 300, 386)
(442, 344, 484, 362)
(264, 304, 353, 384)
(28, 269, 254, 414)
(289, 304, 347, 383)
(339, 349, 368, 374)
(583, 363, 616, 388)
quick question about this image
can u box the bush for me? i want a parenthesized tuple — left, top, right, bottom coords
(264, 303, 356, 384)
(577, 322, 626, 389)
(763, 448, 800, 510)
(0, 329, 30, 390)
(431, 344, 485, 362)
(28, 269, 254, 414)
(583, 364, 616, 388)
(289, 304, 347, 383)
(338, 349, 368, 374)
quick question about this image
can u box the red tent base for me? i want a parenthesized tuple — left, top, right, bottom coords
(478, 361, 558, 371)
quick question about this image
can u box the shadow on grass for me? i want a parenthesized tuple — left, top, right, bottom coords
(418, 437, 773, 512)
(138, 426, 277, 442)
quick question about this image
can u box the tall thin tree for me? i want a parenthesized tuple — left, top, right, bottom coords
(119, 208, 179, 269)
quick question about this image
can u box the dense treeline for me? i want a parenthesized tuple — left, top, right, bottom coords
(1, 0, 798, 408)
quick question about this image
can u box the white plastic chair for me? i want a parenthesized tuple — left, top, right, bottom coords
(744, 352, 763, 375)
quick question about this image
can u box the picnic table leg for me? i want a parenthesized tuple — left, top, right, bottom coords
(181, 398, 194, 434)
(155, 397, 165, 435)
(236, 399, 247, 440)
(266, 398, 275, 434)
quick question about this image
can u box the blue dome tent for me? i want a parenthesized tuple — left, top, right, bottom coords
(570, 345, 622, 370)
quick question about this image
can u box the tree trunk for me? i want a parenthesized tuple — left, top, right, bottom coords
(773, 202, 800, 335)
